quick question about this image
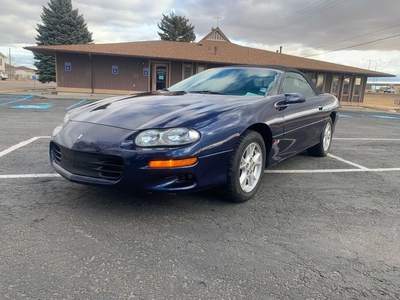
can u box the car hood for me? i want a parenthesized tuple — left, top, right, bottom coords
(69, 92, 265, 130)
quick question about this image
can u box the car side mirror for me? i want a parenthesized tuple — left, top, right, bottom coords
(284, 93, 306, 104)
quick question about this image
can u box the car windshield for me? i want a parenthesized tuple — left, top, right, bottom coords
(168, 67, 278, 96)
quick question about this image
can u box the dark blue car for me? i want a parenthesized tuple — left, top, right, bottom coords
(50, 66, 339, 202)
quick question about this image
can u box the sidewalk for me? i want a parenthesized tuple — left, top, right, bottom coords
(2, 81, 399, 113)
(340, 92, 400, 113)
(0, 81, 116, 100)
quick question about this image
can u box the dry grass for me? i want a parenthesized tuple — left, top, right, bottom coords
(341, 92, 400, 112)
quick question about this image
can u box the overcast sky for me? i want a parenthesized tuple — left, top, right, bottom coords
(1, 0, 399, 77)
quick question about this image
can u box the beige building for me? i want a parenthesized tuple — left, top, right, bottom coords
(25, 27, 393, 103)
(5, 64, 37, 80)
(0, 52, 6, 73)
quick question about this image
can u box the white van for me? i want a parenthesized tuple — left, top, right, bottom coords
(0, 72, 8, 80)
(384, 86, 395, 93)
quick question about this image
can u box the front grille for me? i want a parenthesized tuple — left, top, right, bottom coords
(51, 143, 124, 181)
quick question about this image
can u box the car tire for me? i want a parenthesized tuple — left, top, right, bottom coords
(226, 130, 266, 203)
(307, 118, 333, 157)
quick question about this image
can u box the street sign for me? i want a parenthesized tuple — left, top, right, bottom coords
(143, 67, 149, 76)
(112, 65, 118, 74)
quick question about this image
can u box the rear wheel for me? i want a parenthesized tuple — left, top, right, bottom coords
(226, 130, 266, 203)
(307, 118, 333, 157)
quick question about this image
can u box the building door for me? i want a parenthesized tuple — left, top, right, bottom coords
(151, 63, 169, 91)
(352, 76, 362, 103)
(341, 76, 351, 102)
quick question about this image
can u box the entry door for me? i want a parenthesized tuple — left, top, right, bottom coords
(151, 63, 169, 91)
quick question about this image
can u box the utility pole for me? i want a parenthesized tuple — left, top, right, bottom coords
(8, 48, 11, 78)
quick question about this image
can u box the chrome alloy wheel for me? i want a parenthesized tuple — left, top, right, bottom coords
(239, 142, 263, 192)
(322, 121, 332, 152)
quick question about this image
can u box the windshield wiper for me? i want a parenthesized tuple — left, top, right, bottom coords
(189, 90, 224, 95)
(160, 89, 187, 95)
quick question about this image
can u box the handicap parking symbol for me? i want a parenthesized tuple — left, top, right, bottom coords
(65, 62, 71, 71)
(112, 65, 118, 75)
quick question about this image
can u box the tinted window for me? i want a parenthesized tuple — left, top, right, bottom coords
(282, 72, 316, 98)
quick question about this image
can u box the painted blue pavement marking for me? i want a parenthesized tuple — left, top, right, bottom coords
(66, 99, 87, 110)
(11, 104, 53, 109)
(368, 114, 400, 120)
(0, 94, 27, 103)
(0, 95, 34, 107)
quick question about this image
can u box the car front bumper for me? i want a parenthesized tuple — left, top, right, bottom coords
(50, 140, 232, 192)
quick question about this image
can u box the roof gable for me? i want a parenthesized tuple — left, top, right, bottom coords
(200, 27, 230, 42)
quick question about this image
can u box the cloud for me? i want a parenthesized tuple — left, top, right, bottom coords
(0, 0, 399, 75)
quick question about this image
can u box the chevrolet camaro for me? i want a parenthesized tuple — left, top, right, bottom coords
(50, 66, 339, 202)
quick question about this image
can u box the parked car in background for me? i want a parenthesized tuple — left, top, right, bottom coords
(384, 86, 395, 93)
(50, 66, 339, 203)
(0, 72, 8, 80)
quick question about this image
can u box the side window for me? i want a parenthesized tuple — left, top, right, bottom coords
(282, 72, 316, 98)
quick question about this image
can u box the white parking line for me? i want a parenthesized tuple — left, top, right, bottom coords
(265, 168, 400, 174)
(327, 153, 369, 170)
(0, 174, 61, 179)
(334, 138, 400, 141)
(1, 137, 399, 179)
(0, 136, 51, 158)
(2, 167, 400, 179)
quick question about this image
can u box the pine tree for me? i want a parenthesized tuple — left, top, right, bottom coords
(157, 13, 196, 42)
(34, 0, 93, 83)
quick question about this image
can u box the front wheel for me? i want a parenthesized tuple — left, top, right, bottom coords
(226, 130, 266, 203)
(307, 118, 333, 157)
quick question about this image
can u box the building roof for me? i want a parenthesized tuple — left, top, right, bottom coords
(24, 28, 393, 77)
(0, 52, 6, 58)
(5, 63, 36, 71)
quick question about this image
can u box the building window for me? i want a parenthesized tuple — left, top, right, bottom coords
(331, 75, 340, 95)
(306, 71, 315, 84)
(0, 58, 2, 65)
(353, 77, 362, 96)
(316, 73, 325, 92)
(197, 65, 206, 73)
(342, 76, 350, 95)
(183, 64, 192, 79)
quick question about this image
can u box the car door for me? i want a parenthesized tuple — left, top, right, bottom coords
(278, 71, 326, 158)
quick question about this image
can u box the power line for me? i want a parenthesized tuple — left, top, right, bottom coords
(304, 33, 400, 57)
(266, 0, 347, 30)
(266, 0, 331, 27)
(300, 22, 400, 55)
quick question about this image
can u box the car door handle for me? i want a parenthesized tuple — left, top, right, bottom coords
(318, 105, 323, 111)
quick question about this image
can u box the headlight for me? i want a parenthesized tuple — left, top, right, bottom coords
(135, 128, 200, 147)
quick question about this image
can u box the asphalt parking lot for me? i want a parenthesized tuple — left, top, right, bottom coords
(0, 94, 399, 299)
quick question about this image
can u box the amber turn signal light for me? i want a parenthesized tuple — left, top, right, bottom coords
(148, 157, 198, 168)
